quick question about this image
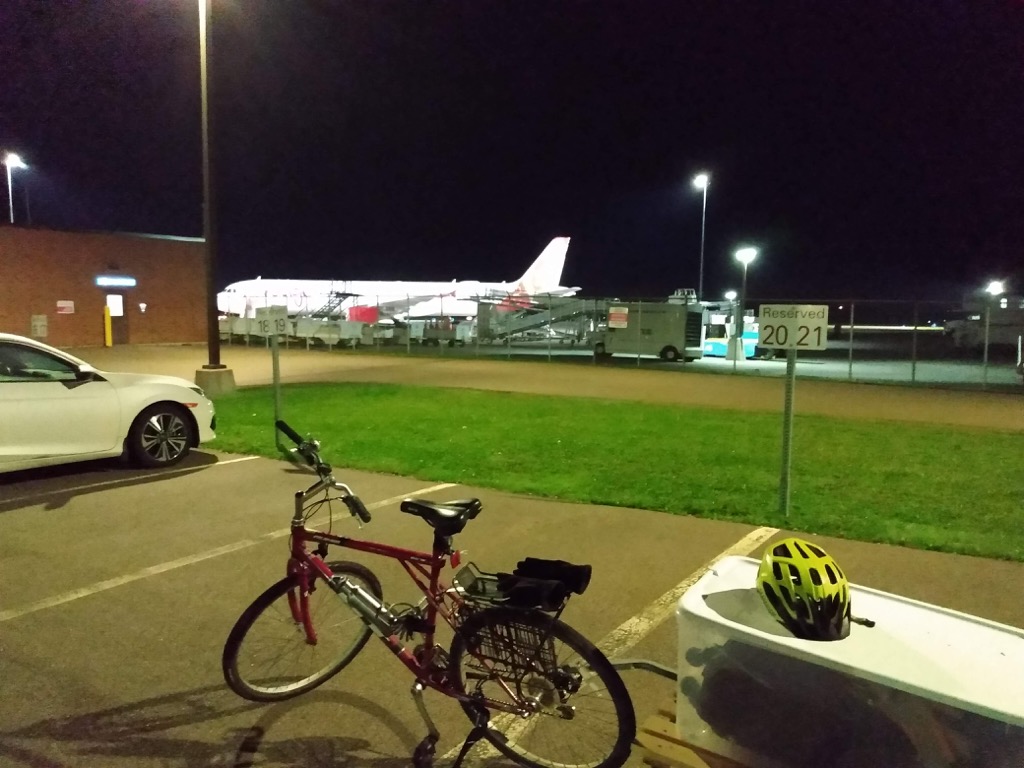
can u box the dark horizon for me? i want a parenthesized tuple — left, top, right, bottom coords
(2, 1, 1022, 303)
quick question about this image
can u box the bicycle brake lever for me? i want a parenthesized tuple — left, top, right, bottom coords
(343, 495, 372, 524)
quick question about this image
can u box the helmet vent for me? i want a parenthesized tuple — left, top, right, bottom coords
(824, 564, 837, 584)
(772, 562, 784, 581)
(809, 568, 823, 586)
(762, 583, 786, 616)
(793, 595, 811, 622)
(773, 542, 791, 558)
(793, 541, 810, 558)
(807, 543, 826, 557)
(786, 563, 802, 585)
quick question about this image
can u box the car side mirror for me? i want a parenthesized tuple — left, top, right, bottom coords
(75, 365, 96, 381)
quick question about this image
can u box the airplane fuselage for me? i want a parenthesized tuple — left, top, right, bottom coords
(217, 236, 575, 319)
(219, 278, 501, 318)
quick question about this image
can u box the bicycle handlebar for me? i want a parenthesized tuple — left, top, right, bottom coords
(276, 419, 372, 523)
(276, 419, 305, 446)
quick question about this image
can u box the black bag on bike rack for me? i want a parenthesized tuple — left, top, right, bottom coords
(455, 558, 592, 612)
(512, 557, 592, 596)
(495, 574, 571, 612)
(484, 557, 593, 612)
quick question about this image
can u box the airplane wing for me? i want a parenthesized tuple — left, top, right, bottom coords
(544, 286, 581, 297)
(470, 285, 581, 312)
(400, 296, 480, 319)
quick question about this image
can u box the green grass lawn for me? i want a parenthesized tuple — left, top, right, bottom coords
(209, 383, 1023, 562)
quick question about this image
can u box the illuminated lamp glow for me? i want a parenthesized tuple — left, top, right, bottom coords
(3, 152, 28, 170)
(985, 280, 1004, 296)
(95, 276, 138, 288)
(734, 247, 758, 265)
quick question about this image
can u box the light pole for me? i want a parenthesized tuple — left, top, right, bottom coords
(732, 247, 758, 371)
(4, 152, 28, 224)
(692, 173, 710, 302)
(724, 290, 737, 359)
(982, 279, 1004, 388)
(194, 0, 235, 395)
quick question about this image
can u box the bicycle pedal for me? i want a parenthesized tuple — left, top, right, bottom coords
(412, 734, 438, 768)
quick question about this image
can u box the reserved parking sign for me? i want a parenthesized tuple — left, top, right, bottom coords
(757, 304, 829, 350)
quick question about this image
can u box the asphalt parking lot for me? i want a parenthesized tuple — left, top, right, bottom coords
(0, 449, 760, 767)
(1, 345, 1021, 767)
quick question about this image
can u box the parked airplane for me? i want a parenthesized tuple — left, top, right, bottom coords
(217, 237, 576, 320)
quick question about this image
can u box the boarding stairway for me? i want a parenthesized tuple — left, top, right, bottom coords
(307, 291, 351, 319)
(479, 298, 604, 341)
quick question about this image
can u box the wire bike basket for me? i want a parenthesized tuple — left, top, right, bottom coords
(452, 558, 594, 672)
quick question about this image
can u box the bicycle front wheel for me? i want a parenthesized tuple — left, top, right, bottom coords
(449, 606, 636, 768)
(222, 561, 381, 702)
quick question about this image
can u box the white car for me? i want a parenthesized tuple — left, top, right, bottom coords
(0, 333, 216, 474)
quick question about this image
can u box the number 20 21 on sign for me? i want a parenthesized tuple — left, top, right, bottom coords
(758, 304, 829, 350)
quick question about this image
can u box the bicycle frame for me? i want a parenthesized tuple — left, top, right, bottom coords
(285, 474, 524, 710)
(225, 425, 638, 768)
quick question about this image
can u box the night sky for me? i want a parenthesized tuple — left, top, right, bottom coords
(2, 1, 1022, 302)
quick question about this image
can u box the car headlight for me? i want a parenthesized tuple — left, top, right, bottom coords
(190, 386, 206, 398)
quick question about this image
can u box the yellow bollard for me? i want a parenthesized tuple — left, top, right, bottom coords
(103, 305, 112, 347)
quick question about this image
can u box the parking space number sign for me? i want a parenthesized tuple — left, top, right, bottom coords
(255, 305, 289, 336)
(758, 304, 829, 350)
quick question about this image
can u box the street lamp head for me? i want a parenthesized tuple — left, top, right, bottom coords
(984, 280, 1005, 297)
(724, 290, 737, 301)
(734, 247, 758, 266)
(692, 173, 710, 190)
(3, 152, 28, 170)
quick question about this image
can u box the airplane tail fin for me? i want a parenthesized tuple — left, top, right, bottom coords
(515, 237, 570, 294)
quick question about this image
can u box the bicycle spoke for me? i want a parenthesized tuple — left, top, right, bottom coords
(223, 563, 381, 702)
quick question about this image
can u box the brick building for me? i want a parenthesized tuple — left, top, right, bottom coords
(1, 226, 207, 348)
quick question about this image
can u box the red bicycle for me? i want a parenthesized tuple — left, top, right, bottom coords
(221, 420, 636, 768)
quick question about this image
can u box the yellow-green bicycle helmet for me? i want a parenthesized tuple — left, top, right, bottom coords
(756, 538, 851, 641)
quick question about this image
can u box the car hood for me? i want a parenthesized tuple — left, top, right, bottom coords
(98, 370, 203, 393)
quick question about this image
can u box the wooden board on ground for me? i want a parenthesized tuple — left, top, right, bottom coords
(637, 698, 747, 768)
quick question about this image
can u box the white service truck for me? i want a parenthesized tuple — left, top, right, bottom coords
(590, 302, 705, 362)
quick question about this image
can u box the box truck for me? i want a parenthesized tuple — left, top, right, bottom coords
(590, 302, 704, 362)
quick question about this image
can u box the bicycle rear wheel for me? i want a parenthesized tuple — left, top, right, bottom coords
(222, 561, 381, 702)
(449, 606, 636, 768)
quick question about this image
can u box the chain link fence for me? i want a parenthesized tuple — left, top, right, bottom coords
(219, 293, 1024, 392)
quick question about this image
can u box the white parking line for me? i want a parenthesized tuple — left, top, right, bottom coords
(0, 482, 457, 623)
(596, 525, 780, 658)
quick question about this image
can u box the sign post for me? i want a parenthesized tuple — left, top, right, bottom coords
(758, 304, 829, 516)
(255, 305, 289, 453)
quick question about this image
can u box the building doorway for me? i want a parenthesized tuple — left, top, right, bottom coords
(106, 293, 130, 345)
